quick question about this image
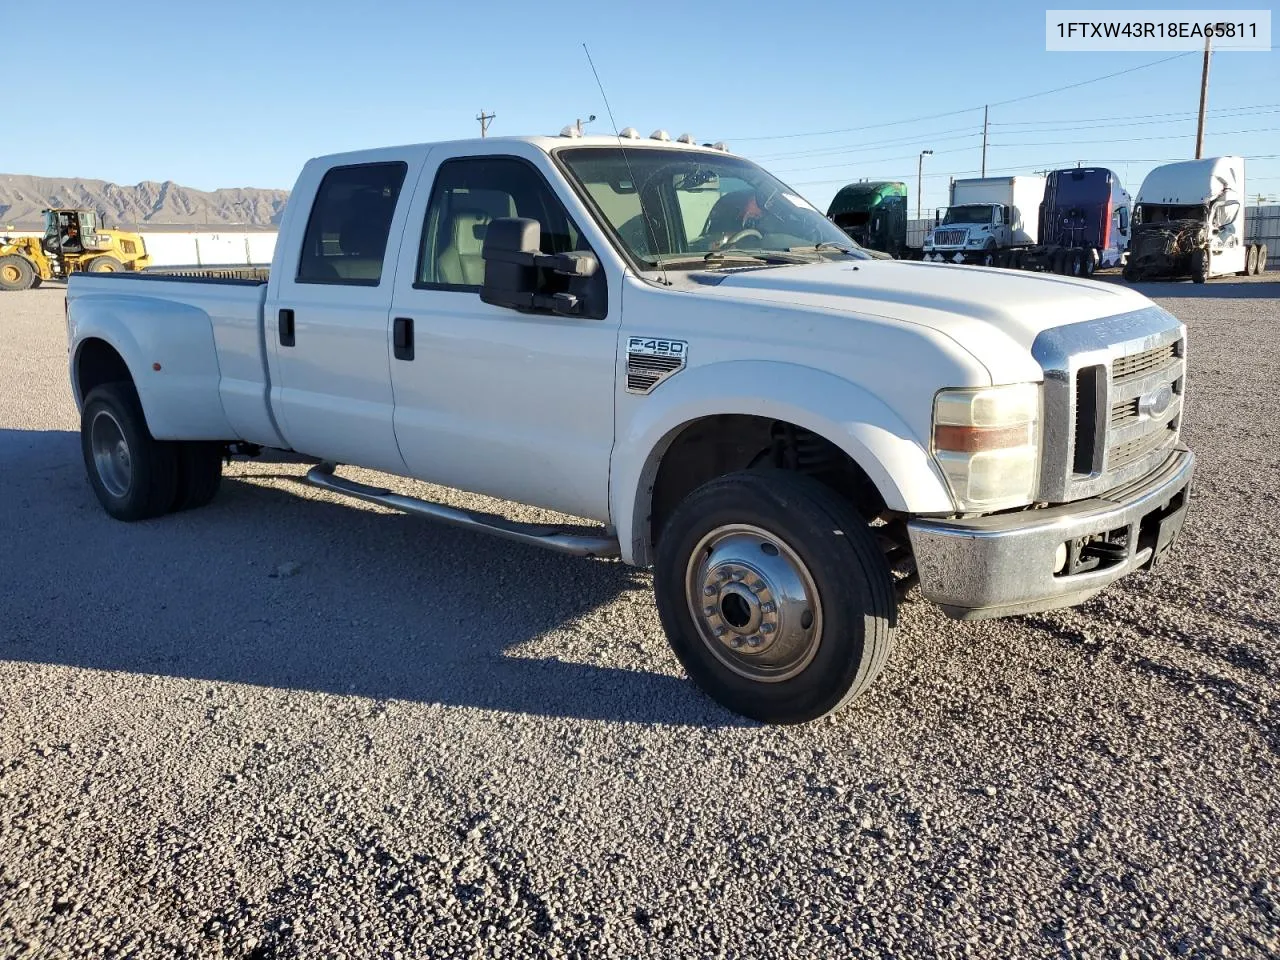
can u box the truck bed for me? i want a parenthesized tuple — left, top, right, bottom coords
(67, 272, 280, 448)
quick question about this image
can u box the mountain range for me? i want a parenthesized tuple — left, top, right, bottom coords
(0, 174, 289, 230)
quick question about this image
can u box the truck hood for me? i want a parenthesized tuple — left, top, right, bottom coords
(686, 258, 1157, 383)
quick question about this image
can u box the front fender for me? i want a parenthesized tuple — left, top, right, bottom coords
(70, 293, 234, 440)
(611, 360, 955, 566)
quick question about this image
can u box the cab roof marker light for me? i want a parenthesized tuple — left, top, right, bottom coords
(619, 127, 641, 139)
(677, 133, 696, 145)
(650, 129, 671, 141)
(713, 141, 729, 152)
(559, 125, 583, 138)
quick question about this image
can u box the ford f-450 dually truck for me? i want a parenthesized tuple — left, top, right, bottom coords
(65, 131, 1194, 723)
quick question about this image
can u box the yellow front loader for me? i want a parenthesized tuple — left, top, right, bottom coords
(0, 208, 151, 291)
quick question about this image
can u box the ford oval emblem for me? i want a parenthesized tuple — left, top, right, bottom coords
(1138, 383, 1174, 419)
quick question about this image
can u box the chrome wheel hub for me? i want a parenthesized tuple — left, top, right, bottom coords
(685, 524, 822, 683)
(90, 410, 132, 498)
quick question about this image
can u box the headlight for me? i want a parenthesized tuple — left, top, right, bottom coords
(966, 236, 984, 245)
(932, 384, 1041, 511)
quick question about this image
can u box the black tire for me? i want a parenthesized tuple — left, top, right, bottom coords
(980, 242, 997, 267)
(1192, 250, 1208, 284)
(1123, 263, 1141, 283)
(1050, 249, 1066, 274)
(1067, 249, 1084, 276)
(0, 254, 36, 291)
(172, 442, 224, 511)
(30, 275, 43, 288)
(81, 382, 179, 521)
(88, 256, 124, 273)
(654, 469, 896, 724)
(1083, 248, 1098, 276)
(1257, 243, 1268, 274)
(1247, 244, 1260, 276)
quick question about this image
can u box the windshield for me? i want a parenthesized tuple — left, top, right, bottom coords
(942, 205, 995, 225)
(557, 147, 865, 268)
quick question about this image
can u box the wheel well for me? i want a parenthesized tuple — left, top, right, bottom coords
(645, 415, 887, 560)
(75, 338, 133, 405)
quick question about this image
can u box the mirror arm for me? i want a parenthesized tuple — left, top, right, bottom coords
(482, 248, 598, 278)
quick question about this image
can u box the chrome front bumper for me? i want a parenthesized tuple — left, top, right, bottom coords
(907, 448, 1194, 620)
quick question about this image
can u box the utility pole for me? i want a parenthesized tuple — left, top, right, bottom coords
(477, 109, 495, 138)
(917, 149, 933, 219)
(981, 104, 989, 177)
(1195, 34, 1212, 158)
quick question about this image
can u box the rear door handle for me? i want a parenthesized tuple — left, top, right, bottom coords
(278, 308, 295, 347)
(393, 317, 414, 361)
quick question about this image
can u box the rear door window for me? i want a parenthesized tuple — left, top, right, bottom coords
(297, 162, 408, 285)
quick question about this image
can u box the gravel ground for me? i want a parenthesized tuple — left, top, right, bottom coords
(1, 279, 1277, 959)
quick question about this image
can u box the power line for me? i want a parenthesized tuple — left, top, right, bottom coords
(726, 53, 1193, 143)
(990, 101, 1280, 127)
(988, 125, 1280, 149)
(987, 52, 1194, 108)
(787, 153, 1280, 189)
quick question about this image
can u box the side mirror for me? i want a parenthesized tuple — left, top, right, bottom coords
(480, 217, 600, 316)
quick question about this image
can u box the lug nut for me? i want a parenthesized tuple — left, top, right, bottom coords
(714, 626, 727, 637)
(750, 582, 766, 593)
(730, 636, 745, 649)
(761, 602, 776, 614)
(760, 623, 776, 634)
(703, 584, 717, 596)
(703, 605, 716, 617)
(746, 635, 763, 648)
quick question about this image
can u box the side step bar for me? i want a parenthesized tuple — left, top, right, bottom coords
(304, 462, 620, 559)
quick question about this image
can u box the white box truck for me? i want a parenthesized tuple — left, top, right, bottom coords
(923, 176, 1046, 265)
(1125, 156, 1268, 282)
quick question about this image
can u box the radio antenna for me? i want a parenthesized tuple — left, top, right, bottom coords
(582, 43, 669, 286)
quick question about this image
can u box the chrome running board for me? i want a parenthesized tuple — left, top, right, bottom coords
(304, 462, 620, 559)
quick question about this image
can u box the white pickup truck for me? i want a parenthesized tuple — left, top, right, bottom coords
(65, 132, 1194, 723)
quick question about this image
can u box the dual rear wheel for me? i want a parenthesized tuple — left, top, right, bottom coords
(81, 382, 222, 521)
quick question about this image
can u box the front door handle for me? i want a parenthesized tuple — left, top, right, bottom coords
(393, 317, 414, 361)
(278, 308, 295, 347)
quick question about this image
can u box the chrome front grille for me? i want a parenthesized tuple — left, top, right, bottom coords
(1032, 307, 1186, 503)
(932, 229, 967, 246)
(1112, 342, 1178, 381)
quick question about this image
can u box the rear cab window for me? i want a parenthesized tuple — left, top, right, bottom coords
(297, 162, 408, 285)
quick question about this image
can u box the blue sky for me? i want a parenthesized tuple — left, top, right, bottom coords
(4, 0, 1277, 214)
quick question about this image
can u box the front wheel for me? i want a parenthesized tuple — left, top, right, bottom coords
(1257, 244, 1268, 274)
(1192, 250, 1209, 284)
(88, 256, 124, 273)
(654, 470, 896, 724)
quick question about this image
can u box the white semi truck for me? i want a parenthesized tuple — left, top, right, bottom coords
(64, 132, 1194, 723)
(923, 176, 1047, 265)
(1125, 156, 1268, 282)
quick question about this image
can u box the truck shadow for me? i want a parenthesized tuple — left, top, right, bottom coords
(0, 428, 743, 728)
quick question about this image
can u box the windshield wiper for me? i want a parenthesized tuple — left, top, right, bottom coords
(786, 243, 860, 256)
(702, 248, 812, 265)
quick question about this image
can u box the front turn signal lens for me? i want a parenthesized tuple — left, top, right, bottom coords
(932, 384, 1042, 511)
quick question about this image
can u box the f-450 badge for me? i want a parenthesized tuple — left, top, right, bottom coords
(625, 337, 688, 395)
